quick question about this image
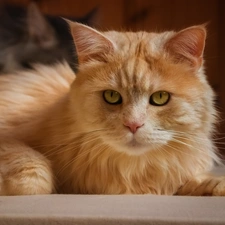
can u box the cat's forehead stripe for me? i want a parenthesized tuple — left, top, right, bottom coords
(117, 57, 151, 92)
(114, 33, 155, 91)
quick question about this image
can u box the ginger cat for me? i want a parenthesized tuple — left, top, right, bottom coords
(0, 21, 225, 196)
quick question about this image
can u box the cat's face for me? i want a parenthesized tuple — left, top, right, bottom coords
(69, 23, 216, 156)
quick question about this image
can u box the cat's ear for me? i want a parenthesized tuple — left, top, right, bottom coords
(67, 21, 114, 64)
(27, 2, 58, 48)
(165, 25, 206, 70)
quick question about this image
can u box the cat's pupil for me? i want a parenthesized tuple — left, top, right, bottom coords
(150, 91, 170, 106)
(103, 90, 122, 105)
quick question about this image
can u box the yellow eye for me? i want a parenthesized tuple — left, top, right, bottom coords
(103, 90, 122, 104)
(150, 91, 170, 106)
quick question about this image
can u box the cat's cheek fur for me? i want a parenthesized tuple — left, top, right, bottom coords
(163, 101, 201, 130)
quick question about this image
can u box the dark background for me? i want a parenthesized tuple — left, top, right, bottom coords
(3, 0, 225, 156)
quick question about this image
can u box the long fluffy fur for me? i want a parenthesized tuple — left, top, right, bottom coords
(0, 24, 224, 196)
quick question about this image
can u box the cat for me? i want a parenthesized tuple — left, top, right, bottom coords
(0, 21, 225, 196)
(0, 3, 96, 73)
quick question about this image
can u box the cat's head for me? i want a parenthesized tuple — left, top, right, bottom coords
(0, 3, 97, 73)
(68, 22, 217, 156)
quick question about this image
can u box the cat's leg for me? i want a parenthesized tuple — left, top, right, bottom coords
(176, 174, 225, 196)
(0, 139, 54, 195)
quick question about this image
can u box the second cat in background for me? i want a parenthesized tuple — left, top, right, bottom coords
(0, 2, 97, 73)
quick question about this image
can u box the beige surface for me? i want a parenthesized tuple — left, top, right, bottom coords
(0, 194, 225, 225)
(0, 166, 225, 225)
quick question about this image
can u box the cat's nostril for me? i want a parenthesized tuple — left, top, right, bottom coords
(123, 121, 144, 134)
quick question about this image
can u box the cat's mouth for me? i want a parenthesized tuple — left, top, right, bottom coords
(128, 139, 141, 147)
(107, 130, 172, 155)
(123, 138, 151, 155)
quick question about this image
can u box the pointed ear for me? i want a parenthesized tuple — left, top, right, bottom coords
(165, 25, 206, 70)
(66, 20, 114, 64)
(27, 2, 57, 48)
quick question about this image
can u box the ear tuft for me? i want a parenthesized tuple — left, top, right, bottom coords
(66, 20, 114, 64)
(165, 25, 206, 70)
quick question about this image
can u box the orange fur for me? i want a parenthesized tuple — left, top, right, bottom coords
(0, 22, 224, 196)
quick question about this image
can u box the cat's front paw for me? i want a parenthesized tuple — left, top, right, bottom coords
(176, 175, 225, 196)
(212, 178, 225, 196)
(0, 139, 54, 196)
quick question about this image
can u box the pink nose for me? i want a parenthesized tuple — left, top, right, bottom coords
(123, 121, 144, 133)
